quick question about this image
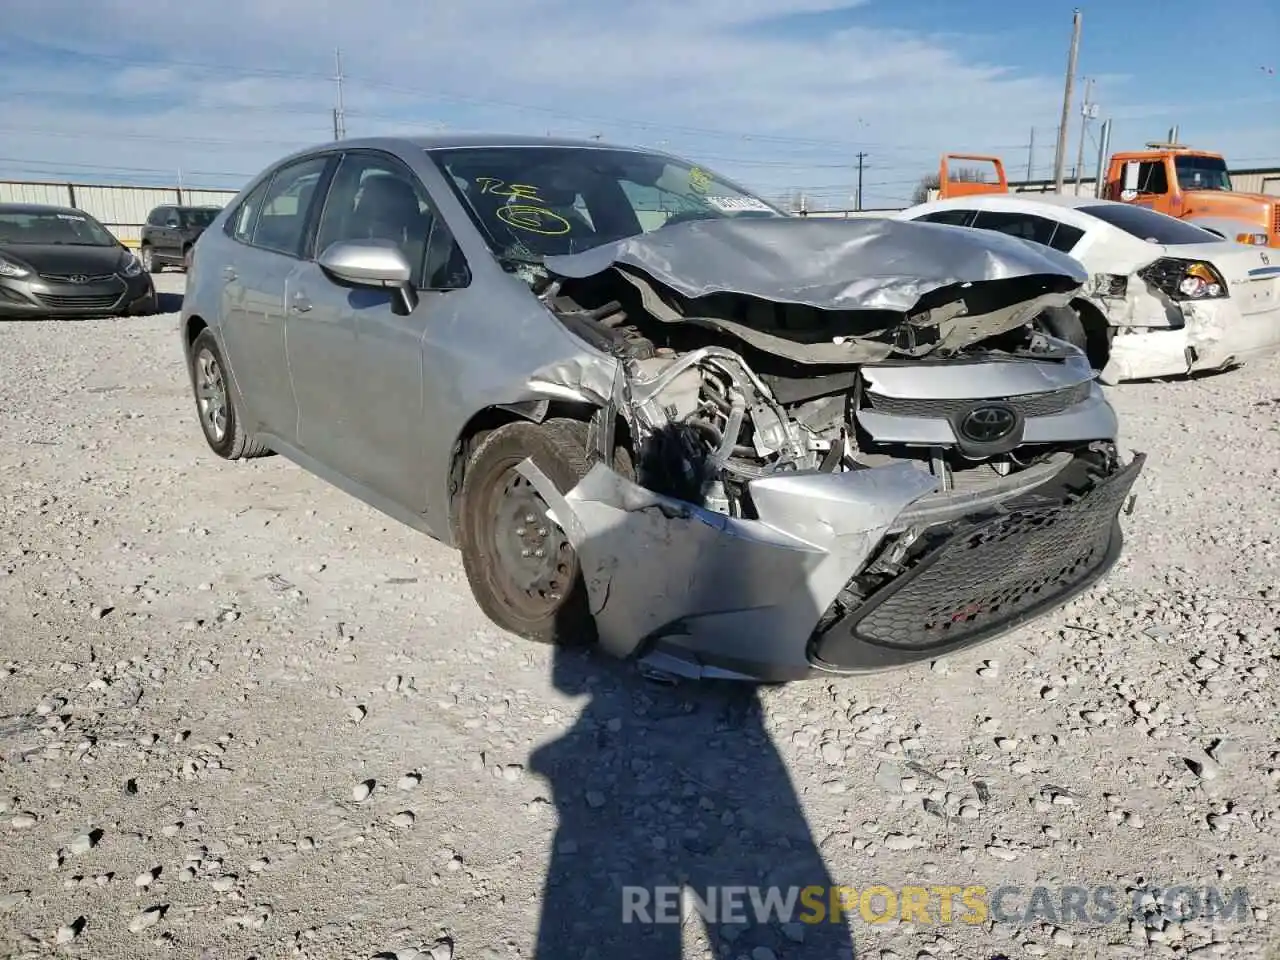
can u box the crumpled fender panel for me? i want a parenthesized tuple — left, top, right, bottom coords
(515, 458, 939, 669)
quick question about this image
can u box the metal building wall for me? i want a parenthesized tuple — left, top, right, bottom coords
(0, 179, 241, 247)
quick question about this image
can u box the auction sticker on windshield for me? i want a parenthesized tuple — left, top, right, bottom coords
(704, 196, 773, 213)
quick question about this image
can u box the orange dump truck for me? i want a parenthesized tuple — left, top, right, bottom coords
(937, 145, 1280, 248)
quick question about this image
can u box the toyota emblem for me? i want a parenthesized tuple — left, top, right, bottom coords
(959, 404, 1017, 444)
(69, 275, 87, 284)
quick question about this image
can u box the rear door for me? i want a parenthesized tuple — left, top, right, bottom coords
(218, 154, 334, 444)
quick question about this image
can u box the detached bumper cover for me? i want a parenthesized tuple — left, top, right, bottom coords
(520, 452, 1144, 681)
(811, 452, 1145, 672)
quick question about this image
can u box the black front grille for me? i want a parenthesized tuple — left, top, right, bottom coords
(864, 380, 1092, 419)
(812, 454, 1144, 660)
(35, 292, 123, 311)
(37, 273, 116, 283)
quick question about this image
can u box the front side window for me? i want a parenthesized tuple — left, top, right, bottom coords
(314, 152, 470, 289)
(250, 156, 330, 256)
(428, 145, 784, 262)
(0, 209, 117, 246)
(1078, 203, 1221, 246)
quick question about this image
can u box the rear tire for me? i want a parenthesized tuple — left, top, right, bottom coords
(188, 328, 271, 460)
(457, 418, 606, 646)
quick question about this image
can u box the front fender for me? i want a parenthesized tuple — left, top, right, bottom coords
(1184, 216, 1267, 242)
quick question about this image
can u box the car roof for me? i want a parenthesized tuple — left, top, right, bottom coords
(0, 202, 87, 216)
(277, 132, 663, 160)
(924, 193, 1125, 213)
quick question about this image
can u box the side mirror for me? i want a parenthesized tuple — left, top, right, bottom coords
(317, 238, 419, 314)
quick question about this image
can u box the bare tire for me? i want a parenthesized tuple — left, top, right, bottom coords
(140, 244, 161, 273)
(1039, 305, 1088, 353)
(457, 418, 602, 646)
(188, 328, 271, 460)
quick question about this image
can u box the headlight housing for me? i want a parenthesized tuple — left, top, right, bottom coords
(0, 255, 31, 279)
(1138, 258, 1228, 300)
(120, 250, 143, 277)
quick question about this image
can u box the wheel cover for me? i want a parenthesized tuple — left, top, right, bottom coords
(483, 466, 577, 619)
(194, 347, 228, 442)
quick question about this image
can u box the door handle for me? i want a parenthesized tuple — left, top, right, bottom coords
(222, 266, 237, 282)
(291, 291, 312, 313)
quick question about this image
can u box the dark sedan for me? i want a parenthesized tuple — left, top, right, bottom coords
(0, 203, 157, 319)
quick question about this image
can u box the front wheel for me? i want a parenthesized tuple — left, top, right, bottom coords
(187, 328, 270, 460)
(457, 419, 599, 646)
(1038, 305, 1089, 353)
(140, 245, 160, 273)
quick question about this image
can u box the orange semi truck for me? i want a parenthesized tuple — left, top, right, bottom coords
(937, 144, 1280, 248)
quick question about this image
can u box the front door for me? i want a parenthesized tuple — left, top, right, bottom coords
(285, 149, 470, 512)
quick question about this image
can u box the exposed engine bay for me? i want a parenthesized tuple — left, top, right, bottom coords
(524, 258, 1114, 530)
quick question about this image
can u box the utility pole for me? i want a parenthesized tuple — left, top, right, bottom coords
(1053, 8, 1082, 192)
(332, 47, 346, 140)
(1094, 118, 1112, 198)
(855, 152, 867, 211)
(1074, 76, 1095, 194)
(1026, 127, 1036, 181)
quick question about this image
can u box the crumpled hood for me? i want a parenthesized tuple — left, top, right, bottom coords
(543, 216, 1088, 312)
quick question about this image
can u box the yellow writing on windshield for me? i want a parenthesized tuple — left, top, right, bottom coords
(496, 205, 572, 236)
(688, 166, 712, 195)
(475, 177, 545, 201)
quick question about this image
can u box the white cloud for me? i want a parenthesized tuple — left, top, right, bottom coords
(3, 0, 1277, 208)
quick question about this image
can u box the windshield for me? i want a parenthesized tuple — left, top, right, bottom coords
(1077, 203, 1222, 246)
(428, 145, 784, 261)
(181, 208, 220, 227)
(0, 209, 117, 246)
(1175, 155, 1232, 192)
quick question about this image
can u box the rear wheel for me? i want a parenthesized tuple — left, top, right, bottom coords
(457, 418, 606, 645)
(182, 245, 193, 271)
(188, 328, 270, 460)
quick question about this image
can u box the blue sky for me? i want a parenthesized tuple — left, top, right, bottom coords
(1, 0, 1277, 209)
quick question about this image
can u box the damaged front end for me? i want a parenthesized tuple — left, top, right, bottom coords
(511, 218, 1144, 681)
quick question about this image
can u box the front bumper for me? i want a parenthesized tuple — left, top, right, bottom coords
(0, 271, 155, 319)
(1100, 298, 1280, 383)
(520, 450, 1144, 683)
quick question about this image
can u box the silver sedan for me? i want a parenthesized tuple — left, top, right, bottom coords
(180, 134, 1142, 682)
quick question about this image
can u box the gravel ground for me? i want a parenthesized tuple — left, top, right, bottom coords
(1, 273, 1278, 960)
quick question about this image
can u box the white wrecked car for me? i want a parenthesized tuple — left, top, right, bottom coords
(897, 193, 1280, 383)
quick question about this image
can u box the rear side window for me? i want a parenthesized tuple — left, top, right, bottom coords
(230, 180, 272, 243)
(916, 209, 974, 226)
(251, 157, 329, 256)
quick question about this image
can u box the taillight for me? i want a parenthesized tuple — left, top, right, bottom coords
(1138, 258, 1228, 300)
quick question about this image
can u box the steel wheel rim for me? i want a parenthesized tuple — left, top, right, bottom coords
(194, 347, 228, 442)
(484, 465, 576, 619)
